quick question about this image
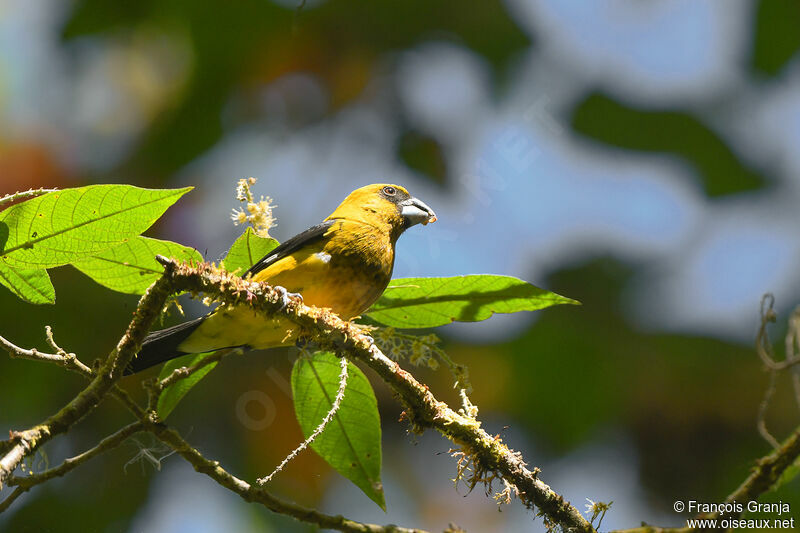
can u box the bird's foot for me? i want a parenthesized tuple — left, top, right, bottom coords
(274, 286, 303, 310)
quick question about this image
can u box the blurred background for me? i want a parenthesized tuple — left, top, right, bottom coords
(2, 0, 800, 531)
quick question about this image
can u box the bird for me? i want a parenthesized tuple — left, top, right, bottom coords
(126, 183, 436, 374)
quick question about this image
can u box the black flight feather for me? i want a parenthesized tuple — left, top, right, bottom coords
(125, 317, 205, 375)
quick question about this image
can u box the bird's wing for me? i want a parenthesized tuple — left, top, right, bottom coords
(243, 220, 335, 278)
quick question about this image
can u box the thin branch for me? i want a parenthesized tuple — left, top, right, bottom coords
(0, 261, 177, 489)
(0, 332, 91, 376)
(755, 295, 792, 449)
(786, 308, 800, 411)
(756, 295, 800, 371)
(0, 331, 144, 419)
(148, 422, 430, 533)
(8, 422, 145, 490)
(146, 258, 595, 533)
(1, 256, 591, 531)
(690, 296, 800, 523)
(144, 348, 235, 413)
(757, 370, 780, 449)
(258, 354, 349, 485)
(0, 487, 25, 513)
(459, 389, 478, 420)
(154, 349, 230, 393)
(704, 423, 800, 522)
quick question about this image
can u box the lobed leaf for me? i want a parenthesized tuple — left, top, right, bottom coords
(0, 263, 55, 304)
(291, 352, 384, 510)
(73, 236, 202, 294)
(221, 227, 278, 274)
(366, 274, 579, 329)
(0, 184, 191, 269)
(156, 352, 218, 419)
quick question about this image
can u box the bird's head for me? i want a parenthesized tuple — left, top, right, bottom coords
(327, 184, 437, 237)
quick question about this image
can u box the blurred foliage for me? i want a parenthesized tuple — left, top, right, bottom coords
(397, 131, 448, 184)
(570, 93, 767, 197)
(752, 0, 800, 76)
(502, 258, 798, 505)
(61, 0, 529, 180)
(3, 471, 150, 533)
(3, 0, 800, 531)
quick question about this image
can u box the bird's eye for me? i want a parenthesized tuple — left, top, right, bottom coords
(382, 186, 396, 196)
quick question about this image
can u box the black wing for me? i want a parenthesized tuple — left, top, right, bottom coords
(243, 220, 335, 278)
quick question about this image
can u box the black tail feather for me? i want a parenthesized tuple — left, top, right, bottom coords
(125, 317, 206, 375)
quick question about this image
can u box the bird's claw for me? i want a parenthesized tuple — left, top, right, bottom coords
(275, 286, 303, 311)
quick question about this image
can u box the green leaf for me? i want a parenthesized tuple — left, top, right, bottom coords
(292, 352, 384, 510)
(221, 227, 278, 274)
(366, 275, 579, 329)
(0, 263, 55, 304)
(156, 353, 218, 419)
(73, 236, 202, 294)
(0, 184, 192, 269)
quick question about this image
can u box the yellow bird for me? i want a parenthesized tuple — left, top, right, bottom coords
(127, 184, 436, 373)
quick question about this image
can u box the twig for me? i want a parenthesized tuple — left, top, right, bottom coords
(154, 349, 230, 393)
(756, 295, 800, 371)
(258, 354, 349, 485)
(689, 296, 800, 523)
(786, 308, 800, 410)
(144, 348, 234, 413)
(8, 422, 145, 489)
(459, 389, 478, 420)
(0, 332, 91, 376)
(0, 487, 25, 513)
(754, 297, 800, 448)
(148, 422, 429, 533)
(0, 261, 177, 489)
(703, 423, 800, 522)
(1, 256, 591, 531)
(757, 370, 780, 449)
(145, 258, 595, 532)
(0, 331, 144, 418)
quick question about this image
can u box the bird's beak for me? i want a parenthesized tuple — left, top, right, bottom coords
(400, 197, 437, 226)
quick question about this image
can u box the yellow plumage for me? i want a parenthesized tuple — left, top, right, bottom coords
(127, 183, 436, 373)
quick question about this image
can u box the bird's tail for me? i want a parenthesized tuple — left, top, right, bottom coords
(125, 317, 206, 375)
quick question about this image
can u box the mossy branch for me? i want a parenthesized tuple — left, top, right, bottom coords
(0, 260, 444, 532)
(1, 257, 592, 532)
(3, 246, 797, 532)
(0, 262, 176, 490)
(142, 257, 595, 532)
(148, 421, 428, 533)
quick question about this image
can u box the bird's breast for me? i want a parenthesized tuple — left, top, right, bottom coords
(316, 226, 395, 318)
